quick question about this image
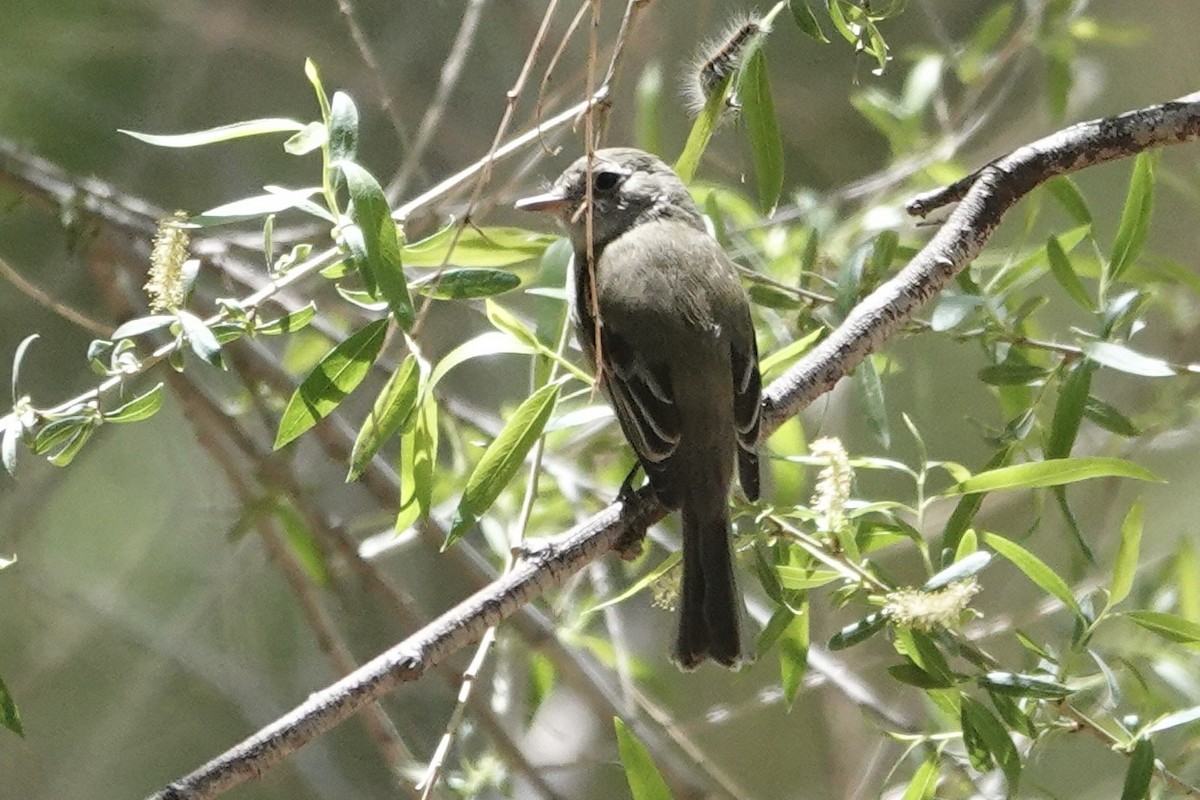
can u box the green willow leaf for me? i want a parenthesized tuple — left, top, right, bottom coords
(395, 394, 438, 532)
(190, 187, 324, 226)
(104, 383, 164, 423)
(1045, 360, 1094, 460)
(119, 118, 307, 147)
(1120, 737, 1153, 800)
(674, 71, 732, 182)
(177, 311, 225, 368)
(329, 91, 359, 163)
(339, 161, 413, 328)
(283, 121, 327, 155)
(1046, 175, 1093, 225)
(1084, 396, 1140, 437)
(274, 319, 388, 449)
(1141, 705, 1200, 737)
(856, 356, 890, 449)
(447, 380, 563, 547)
(977, 362, 1047, 386)
(401, 225, 556, 268)
(110, 315, 176, 340)
(829, 611, 887, 650)
(414, 268, 521, 300)
(1125, 610, 1200, 644)
(953, 457, 1159, 494)
(1046, 234, 1093, 310)
(257, 303, 317, 336)
(979, 671, 1072, 699)
(1081, 341, 1175, 378)
(583, 553, 681, 617)
(0, 673, 22, 737)
(984, 533, 1083, 618)
(961, 695, 1021, 789)
(741, 49, 785, 214)
(614, 718, 672, 800)
(1109, 150, 1158, 283)
(348, 354, 420, 481)
(901, 756, 938, 800)
(789, 0, 829, 42)
(1110, 501, 1143, 607)
(780, 605, 810, 707)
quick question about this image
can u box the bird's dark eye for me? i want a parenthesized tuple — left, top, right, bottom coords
(593, 171, 622, 192)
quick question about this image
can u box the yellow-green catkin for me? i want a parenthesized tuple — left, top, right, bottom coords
(145, 211, 191, 312)
(810, 437, 852, 537)
(883, 580, 980, 632)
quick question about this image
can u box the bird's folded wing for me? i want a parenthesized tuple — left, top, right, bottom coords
(601, 328, 680, 464)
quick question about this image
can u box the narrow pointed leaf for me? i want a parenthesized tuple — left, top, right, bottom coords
(348, 355, 420, 480)
(401, 225, 556, 268)
(177, 311, 224, 368)
(120, 118, 307, 147)
(1046, 235, 1093, 310)
(1109, 151, 1157, 283)
(1110, 501, 1142, 607)
(614, 718, 672, 800)
(274, 319, 388, 449)
(339, 161, 413, 328)
(447, 380, 562, 547)
(104, 383, 164, 423)
(329, 92, 359, 163)
(953, 457, 1159, 494)
(789, 0, 829, 42)
(414, 268, 520, 300)
(1120, 737, 1153, 800)
(1125, 610, 1200, 644)
(901, 756, 939, 800)
(1045, 361, 1093, 460)
(0, 673, 21, 737)
(1081, 341, 1174, 377)
(984, 532, 1083, 618)
(741, 49, 785, 214)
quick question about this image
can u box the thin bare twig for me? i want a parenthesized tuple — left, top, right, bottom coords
(333, 0, 413, 157)
(0, 252, 109, 336)
(387, 0, 490, 201)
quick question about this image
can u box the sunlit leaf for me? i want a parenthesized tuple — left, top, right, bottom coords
(1110, 501, 1142, 607)
(447, 380, 563, 547)
(177, 311, 225, 368)
(339, 161, 413, 328)
(104, 383, 164, 423)
(901, 756, 939, 800)
(348, 354, 420, 481)
(329, 92, 359, 163)
(741, 49, 785, 214)
(189, 187, 326, 226)
(1109, 150, 1158, 283)
(274, 319, 388, 449)
(953, 457, 1159, 494)
(283, 121, 327, 155)
(1046, 234, 1093, 310)
(402, 225, 556, 268)
(614, 718, 672, 800)
(1125, 610, 1200, 644)
(984, 532, 1083, 618)
(257, 303, 318, 336)
(119, 118, 308, 147)
(1120, 737, 1153, 800)
(1081, 341, 1174, 377)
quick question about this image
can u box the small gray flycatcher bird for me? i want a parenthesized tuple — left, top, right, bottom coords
(516, 147, 761, 669)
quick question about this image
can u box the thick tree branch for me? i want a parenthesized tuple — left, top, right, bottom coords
(145, 90, 1200, 799)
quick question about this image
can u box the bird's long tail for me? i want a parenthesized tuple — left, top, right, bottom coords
(674, 492, 742, 670)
